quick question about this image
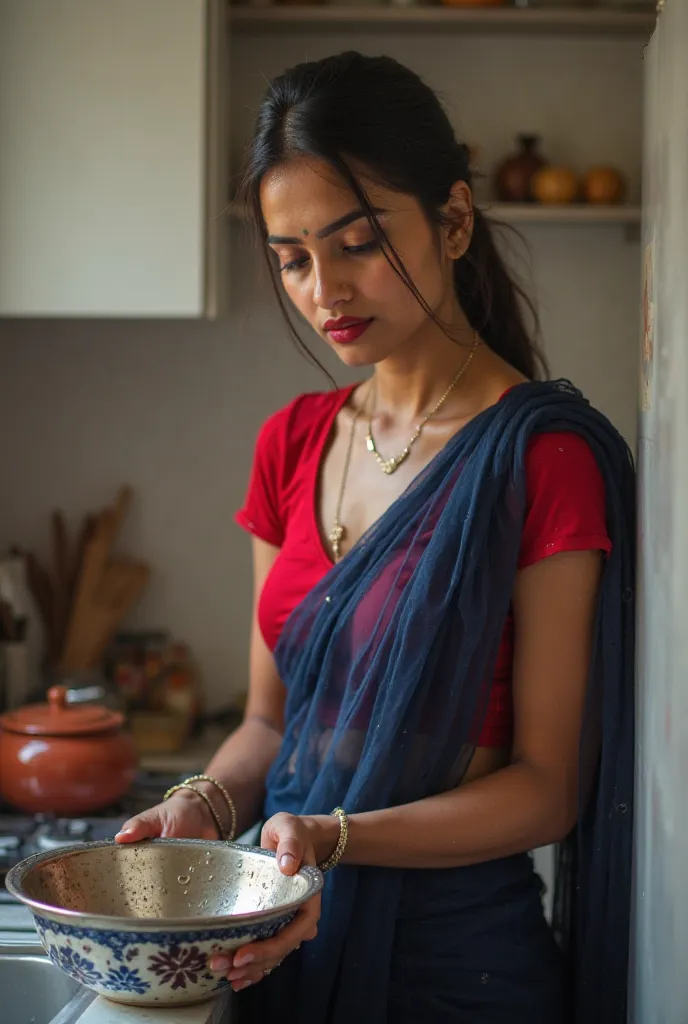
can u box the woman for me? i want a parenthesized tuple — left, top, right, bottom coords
(117, 52, 635, 1024)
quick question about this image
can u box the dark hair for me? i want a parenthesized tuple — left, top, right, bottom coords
(238, 51, 547, 380)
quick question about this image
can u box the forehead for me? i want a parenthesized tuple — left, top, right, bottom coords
(260, 157, 393, 236)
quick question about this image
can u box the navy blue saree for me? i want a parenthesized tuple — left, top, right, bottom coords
(238, 380, 635, 1024)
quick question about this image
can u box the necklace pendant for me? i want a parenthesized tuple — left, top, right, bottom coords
(329, 522, 345, 559)
(381, 448, 409, 475)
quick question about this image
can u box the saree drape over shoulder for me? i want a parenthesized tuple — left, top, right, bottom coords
(238, 380, 635, 1024)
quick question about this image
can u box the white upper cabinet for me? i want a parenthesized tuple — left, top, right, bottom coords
(0, 0, 228, 317)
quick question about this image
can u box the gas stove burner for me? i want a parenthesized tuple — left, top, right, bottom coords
(34, 817, 93, 852)
(0, 769, 198, 888)
(0, 835, 21, 857)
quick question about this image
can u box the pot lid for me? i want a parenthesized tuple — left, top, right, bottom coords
(0, 686, 124, 736)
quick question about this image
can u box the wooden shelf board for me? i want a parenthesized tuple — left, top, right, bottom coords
(487, 202, 642, 224)
(229, 5, 655, 36)
(228, 201, 642, 225)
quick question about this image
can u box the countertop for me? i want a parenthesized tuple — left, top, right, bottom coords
(72, 991, 232, 1024)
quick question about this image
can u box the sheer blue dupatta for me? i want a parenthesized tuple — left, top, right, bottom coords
(257, 380, 635, 1024)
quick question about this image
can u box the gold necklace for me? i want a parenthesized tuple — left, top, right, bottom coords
(328, 405, 361, 561)
(366, 335, 479, 476)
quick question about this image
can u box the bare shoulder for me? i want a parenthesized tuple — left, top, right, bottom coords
(468, 343, 529, 412)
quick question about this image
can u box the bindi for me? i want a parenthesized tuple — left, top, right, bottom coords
(302, 228, 309, 236)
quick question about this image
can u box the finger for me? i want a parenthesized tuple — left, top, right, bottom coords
(230, 963, 281, 989)
(114, 810, 163, 843)
(268, 815, 307, 872)
(261, 815, 306, 875)
(209, 869, 320, 980)
(230, 902, 319, 976)
(232, 973, 262, 992)
(260, 812, 296, 852)
(260, 820, 278, 852)
(208, 952, 234, 973)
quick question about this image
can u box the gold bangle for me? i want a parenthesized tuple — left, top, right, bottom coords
(317, 807, 348, 872)
(163, 782, 224, 840)
(183, 774, 237, 842)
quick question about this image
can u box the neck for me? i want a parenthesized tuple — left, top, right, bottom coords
(369, 311, 478, 423)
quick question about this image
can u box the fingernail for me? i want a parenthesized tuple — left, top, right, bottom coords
(210, 956, 231, 972)
(115, 828, 132, 836)
(234, 979, 254, 991)
(233, 953, 254, 967)
(279, 854, 296, 870)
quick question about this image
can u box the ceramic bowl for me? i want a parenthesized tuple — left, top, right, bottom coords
(6, 839, 323, 1008)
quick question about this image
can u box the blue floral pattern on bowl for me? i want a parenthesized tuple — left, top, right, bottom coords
(103, 965, 151, 995)
(34, 912, 293, 1006)
(48, 945, 106, 987)
(6, 839, 322, 1008)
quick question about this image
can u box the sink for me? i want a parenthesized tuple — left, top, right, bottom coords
(0, 951, 81, 1024)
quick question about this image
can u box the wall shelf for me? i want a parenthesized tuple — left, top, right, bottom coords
(487, 202, 641, 224)
(228, 201, 641, 226)
(229, 5, 655, 37)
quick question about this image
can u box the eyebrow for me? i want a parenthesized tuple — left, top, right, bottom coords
(266, 207, 386, 245)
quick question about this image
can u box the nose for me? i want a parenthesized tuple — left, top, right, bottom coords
(312, 258, 353, 311)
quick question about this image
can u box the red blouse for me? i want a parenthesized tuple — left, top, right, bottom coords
(236, 386, 612, 747)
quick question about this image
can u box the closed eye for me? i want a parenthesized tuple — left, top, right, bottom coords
(343, 240, 380, 256)
(278, 239, 380, 274)
(279, 255, 309, 274)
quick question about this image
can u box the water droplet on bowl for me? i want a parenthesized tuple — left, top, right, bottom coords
(177, 875, 190, 885)
(208, 875, 213, 881)
(183, 889, 189, 895)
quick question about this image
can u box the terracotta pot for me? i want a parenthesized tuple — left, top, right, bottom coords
(531, 165, 579, 204)
(0, 686, 137, 815)
(583, 166, 627, 205)
(494, 134, 548, 203)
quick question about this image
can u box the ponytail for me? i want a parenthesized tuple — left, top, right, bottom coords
(454, 210, 547, 380)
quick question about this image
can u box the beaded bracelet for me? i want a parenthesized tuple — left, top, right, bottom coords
(317, 807, 349, 872)
(164, 782, 224, 840)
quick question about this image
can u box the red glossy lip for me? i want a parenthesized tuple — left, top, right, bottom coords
(323, 317, 371, 331)
(323, 316, 374, 345)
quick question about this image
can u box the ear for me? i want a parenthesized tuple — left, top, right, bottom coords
(442, 180, 474, 260)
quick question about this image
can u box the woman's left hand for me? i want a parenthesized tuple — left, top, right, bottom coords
(209, 812, 338, 992)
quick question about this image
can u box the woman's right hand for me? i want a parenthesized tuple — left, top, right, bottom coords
(115, 790, 220, 843)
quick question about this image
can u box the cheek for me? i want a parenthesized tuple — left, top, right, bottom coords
(364, 258, 423, 315)
(280, 274, 312, 316)
(376, 251, 445, 320)
(411, 245, 449, 303)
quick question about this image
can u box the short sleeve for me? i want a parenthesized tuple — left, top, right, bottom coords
(235, 410, 287, 548)
(519, 431, 612, 570)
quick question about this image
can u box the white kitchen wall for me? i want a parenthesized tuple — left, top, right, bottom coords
(0, 31, 641, 707)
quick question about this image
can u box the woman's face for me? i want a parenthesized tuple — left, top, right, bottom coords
(260, 158, 465, 368)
